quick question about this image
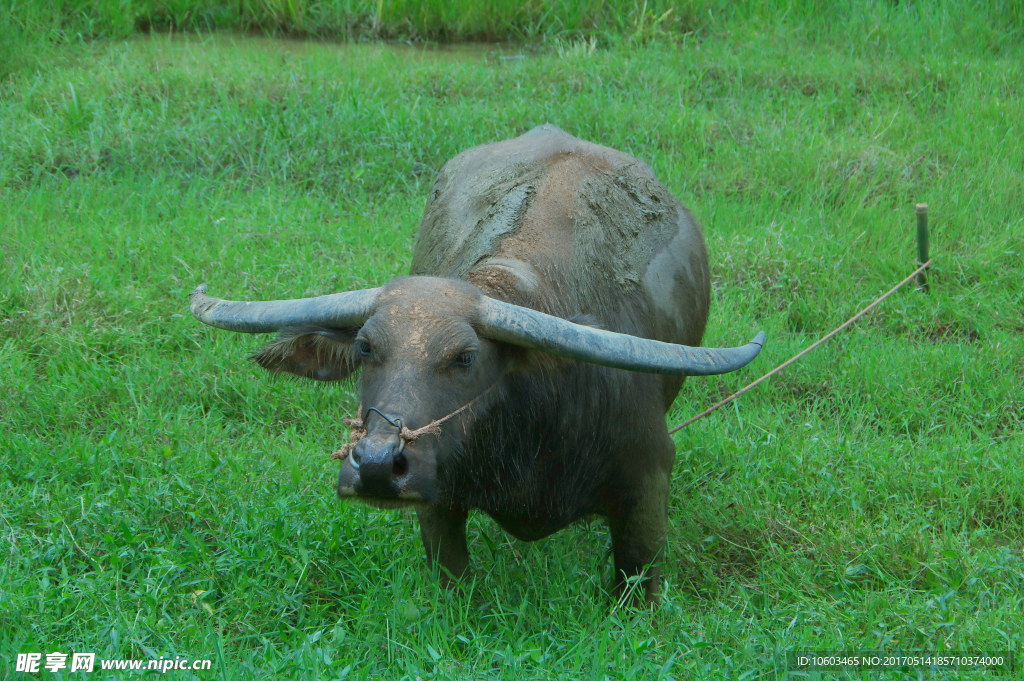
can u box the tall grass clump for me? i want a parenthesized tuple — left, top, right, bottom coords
(3, 0, 1022, 45)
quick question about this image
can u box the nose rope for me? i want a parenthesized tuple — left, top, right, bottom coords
(331, 383, 499, 461)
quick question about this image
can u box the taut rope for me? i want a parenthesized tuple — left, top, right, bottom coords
(668, 259, 934, 434)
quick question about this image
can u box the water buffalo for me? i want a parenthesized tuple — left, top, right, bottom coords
(190, 124, 763, 603)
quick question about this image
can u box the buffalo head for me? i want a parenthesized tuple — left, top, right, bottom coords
(190, 277, 763, 508)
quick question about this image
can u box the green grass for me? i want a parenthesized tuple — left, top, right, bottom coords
(2, 11, 1023, 681)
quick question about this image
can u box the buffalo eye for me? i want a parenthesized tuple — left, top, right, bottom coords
(452, 351, 476, 368)
(355, 340, 373, 359)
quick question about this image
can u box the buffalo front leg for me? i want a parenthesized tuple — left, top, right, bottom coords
(606, 472, 670, 605)
(416, 505, 470, 585)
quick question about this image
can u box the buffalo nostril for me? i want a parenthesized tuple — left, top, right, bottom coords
(392, 451, 408, 477)
(350, 449, 362, 469)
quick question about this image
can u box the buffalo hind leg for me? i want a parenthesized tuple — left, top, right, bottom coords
(607, 472, 670, 606)
(416, 505, 470, 585)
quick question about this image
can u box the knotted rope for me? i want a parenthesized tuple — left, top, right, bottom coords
(331, 384, 498, 461)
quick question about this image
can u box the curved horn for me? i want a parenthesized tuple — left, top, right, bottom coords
(478, 297, 765, 376)
(189, 284, 380, 333)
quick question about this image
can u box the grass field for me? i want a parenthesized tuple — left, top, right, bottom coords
(2, 4, 1023, 679)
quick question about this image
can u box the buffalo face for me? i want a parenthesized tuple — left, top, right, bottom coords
(252, 277, 507, 506)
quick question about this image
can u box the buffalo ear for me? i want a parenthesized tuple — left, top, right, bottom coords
(250, 326, 360, 381)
